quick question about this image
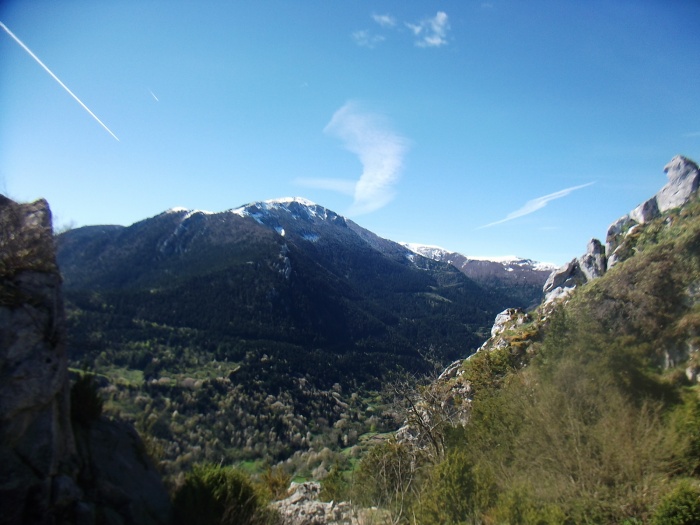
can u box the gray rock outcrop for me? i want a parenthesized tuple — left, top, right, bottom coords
(544, 156, 700, 302)
(271, 482, 358, 525)
(543, 239, 606, 303)
(0, 196, 76, 525)
(606, 155, 700, 267)
(657, 155, 700, 212)
(0, 195, 171, 525)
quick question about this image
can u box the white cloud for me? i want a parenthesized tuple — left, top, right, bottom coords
(352, 29, 385, 49)
(353, 11, 450, 49)
(295, 178, 355, 196)
(406, 11, 450, 48)
(372, 13, 396, 27)
(297, 102, 409, 215)
(478, 182, 595, 229)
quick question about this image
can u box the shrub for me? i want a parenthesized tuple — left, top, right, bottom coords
(486, 486, 568, 525)
(413, 449, 496, 525)
(651, 480, 700, 525)
(259, 465, 292, 501)
(353, 439, 423, 522)
(320, 464, 350, 502)
(172, 464, 280, 525)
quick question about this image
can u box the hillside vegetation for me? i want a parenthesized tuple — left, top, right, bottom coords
(57, 204, 502, 478)
(346, 197, 700, 523)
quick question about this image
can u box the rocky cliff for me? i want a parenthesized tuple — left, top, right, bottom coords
(0, 196, 75, 525)
(0, 196, 170, 525)
(544, 155, 700, 302)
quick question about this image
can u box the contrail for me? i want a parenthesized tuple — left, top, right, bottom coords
(0, 21, 120, 141)
(149, 89, 159, 102)
(478, 182, 595, 229)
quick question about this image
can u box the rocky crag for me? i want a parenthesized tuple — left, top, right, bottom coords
(399, 156, 700, 453)
(544, 155, 700, 302)
(0, 196, 170, 525)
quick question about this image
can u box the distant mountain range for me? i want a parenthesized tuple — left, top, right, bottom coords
(55, 197, 553, 466)
(402, 243, 556, 310)
(58, 198, 553, 375)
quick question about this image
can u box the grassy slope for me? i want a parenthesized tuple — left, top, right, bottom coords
(352, 198, 700, 524)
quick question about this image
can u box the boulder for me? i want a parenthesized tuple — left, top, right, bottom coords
(542, 259, 586, 301)
(271, 482, 358, 525)
(629, 197, 660, 225)
(657, 155, 700, 212)
(489, 308, 529, 338)
(606, 214, 637, 262)
(578, 239, 606, 282)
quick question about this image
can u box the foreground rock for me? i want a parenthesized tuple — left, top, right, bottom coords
(271, 482, 357, 525)
(0, 196, 76, 525)
(0, 196, 170, 525)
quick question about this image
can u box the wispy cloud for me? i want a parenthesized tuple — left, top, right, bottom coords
(372, 13, 396, 27)
(478, 182, 595, 229)
(0, 21, 120, 141)
(353, 11, 451, 49)
(148, 88, 159, 102)
(297, 102, 409, 215)
(295, 177, 355, 196)
(406, 11, 450, 48)
(352, 29, 385, 49)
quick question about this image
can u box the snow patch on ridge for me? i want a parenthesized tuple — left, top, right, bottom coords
(166, 207, 215, 217)
(302, 233, 320, 242)
(402, 243, 556, 271)
(265, 197, 317, 207)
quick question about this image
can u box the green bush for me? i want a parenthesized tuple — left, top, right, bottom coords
(353, 439, 422, 521)
(486, 486, 568, 525)
(651, 480, 700, 525)
(259, 465, 292, 501)
(320, 465, 350, 502)
(413, 449, 496, 525)
(172, 464, 280, 525)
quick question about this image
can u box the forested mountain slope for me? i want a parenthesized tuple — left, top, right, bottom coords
(56, 198, 505, 473)
(352, 157, 700, 524)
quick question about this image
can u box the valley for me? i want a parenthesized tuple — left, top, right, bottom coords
(56, 198, 550, 477)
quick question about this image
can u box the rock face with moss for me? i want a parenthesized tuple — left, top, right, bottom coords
(607, 155, 700, 266)
(0, 195, 170, 525)
(544, 155, 700, 302)
(0, 196, 76, 525)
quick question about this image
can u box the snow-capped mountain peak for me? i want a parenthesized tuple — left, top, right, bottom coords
(402, 243, 556, 271)
(264, 197, 318, 207)
(401, 242, 555, 308)
(230, 197, 330, 220)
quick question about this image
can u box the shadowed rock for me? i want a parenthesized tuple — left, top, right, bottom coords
(0, 195, 171, 525)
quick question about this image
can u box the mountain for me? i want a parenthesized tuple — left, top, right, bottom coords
(58, 197, 500, 367)
(56, 197, 507, 471)
(401, 243, 556, 309)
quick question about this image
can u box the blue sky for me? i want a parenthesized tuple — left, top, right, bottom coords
(1, 1, 699, 265)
